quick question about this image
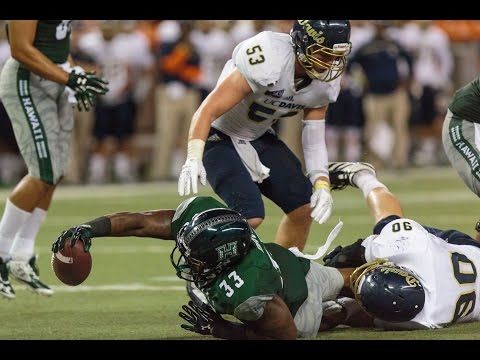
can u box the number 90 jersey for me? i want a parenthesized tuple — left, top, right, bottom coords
(211, 31, 342, 141)
(362, 218, 480, 329)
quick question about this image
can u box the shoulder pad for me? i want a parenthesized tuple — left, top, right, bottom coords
(233, 31, 286, 91)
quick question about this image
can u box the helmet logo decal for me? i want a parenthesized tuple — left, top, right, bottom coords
(380, 266, 421, 288)
(405, 275, 421, 288)
(298, 20, 325, 44)
(216, 242, 238, 261)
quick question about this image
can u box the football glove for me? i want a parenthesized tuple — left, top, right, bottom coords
(323, 238, 366, 268)
(52, 225, 93, 253)
(310, 186, 333, 224)
(66, 69, 109, 112)
(322, 300, 344, 316)
(179, 300, 223, 336)
(178, 158, 207, 196)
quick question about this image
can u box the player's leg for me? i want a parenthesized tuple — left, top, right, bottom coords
(253, 132, 312, 250)
(328, 161, 403, 224)
(203, 128, 265, 228)
(5, 70, 71, 296)
(442, 109, 480, 241)
(113, 99, 137, 183)
(0, 60, 58, 297)
(390, 88, 411, 169)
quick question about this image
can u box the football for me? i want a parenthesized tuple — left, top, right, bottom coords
(51, 238, 92, 286)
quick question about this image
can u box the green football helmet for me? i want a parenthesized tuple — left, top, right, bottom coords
(170, 208, 252, 288)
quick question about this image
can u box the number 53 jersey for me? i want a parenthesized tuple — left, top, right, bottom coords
(211, 31, 342, 141)
(362, 218, 480, 329)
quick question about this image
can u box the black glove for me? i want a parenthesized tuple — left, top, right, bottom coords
(67, 70, 109, 111)
(52, 225, 93, 253)
(323, 238, 366, 268)
(179, 300, 223, 336)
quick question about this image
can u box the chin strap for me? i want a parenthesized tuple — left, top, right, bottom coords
(290, 220, 344, 260)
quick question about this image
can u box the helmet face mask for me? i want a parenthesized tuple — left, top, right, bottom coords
(291, 20, 352, 82)
(350, 259, 425, 322)
(170, 208, 253, 288)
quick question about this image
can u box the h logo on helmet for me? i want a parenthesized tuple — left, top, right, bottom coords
(216, 242, 238, 261)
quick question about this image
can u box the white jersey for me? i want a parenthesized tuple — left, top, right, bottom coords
(362, 218, 480, 329)
(211, 31, 341, 141)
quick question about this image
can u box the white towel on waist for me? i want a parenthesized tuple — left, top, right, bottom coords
(231, 136, 270, 183)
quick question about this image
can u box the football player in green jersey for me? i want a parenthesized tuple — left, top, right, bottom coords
(442, 76, 480, 241)
(52, 194, 355, 339)
(0, 20, 109, 299)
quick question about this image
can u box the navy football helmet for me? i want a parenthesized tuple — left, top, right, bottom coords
(350, 259, 425, 322)
(170, 208, 252, 288)
(291, 20, 351, 82)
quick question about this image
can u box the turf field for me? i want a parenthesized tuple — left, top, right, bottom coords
(1, 166, 479, 340)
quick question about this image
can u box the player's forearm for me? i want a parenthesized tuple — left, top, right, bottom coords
(83, 210, 176, 240)
(188, 105, 216, 142)
(11, 45, 69, 85)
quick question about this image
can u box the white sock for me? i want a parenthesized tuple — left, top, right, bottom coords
(114, 153, 136, 183)
(10, 207, 47, 261)
(0, 199, 31, 259)
(353, 170, 387, 198)
(88, 154, 107, 184)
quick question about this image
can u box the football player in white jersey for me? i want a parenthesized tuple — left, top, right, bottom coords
(177, 20, 352, 251)
(321, 162, 480, 330)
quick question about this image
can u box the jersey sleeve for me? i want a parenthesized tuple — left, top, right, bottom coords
(232, 31, 283, 93)
(170, 196, 226, 238)
(362, 218, 430, 263)
(207, 266, 282, 322)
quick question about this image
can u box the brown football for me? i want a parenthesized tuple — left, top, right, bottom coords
(51, 238, 92, 286)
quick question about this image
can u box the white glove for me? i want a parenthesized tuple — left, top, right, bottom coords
(310, 182, 333, 224)
(178, 158, 207, 196)
(322, 300, 344, 316)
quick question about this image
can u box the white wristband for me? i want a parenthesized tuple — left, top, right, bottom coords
(187, 139, 205, 159)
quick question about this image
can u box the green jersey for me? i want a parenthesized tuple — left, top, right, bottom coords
(449, 77, 480, 123)
(171, 196, 310, 322)
(6, 20, 72, 64)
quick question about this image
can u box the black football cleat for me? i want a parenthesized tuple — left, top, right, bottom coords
(328, 162, 376, 191)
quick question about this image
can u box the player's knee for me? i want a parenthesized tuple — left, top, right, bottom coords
(248, 217, 263, 229)
(28, 175, 55, 193)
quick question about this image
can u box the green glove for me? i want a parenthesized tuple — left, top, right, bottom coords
(67, 70, 109, 111)
(52, 225, 93, 253)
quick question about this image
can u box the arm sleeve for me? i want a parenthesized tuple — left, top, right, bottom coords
(302, 119, 329, 183)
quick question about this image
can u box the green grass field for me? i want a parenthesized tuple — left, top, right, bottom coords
(1, 166, 479, 339)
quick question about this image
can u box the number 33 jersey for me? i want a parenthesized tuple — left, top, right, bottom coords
(171, 196, 344, 337)
(362, 218, 480, 329)
(211, 31, 342, 141)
